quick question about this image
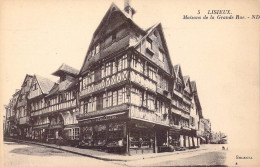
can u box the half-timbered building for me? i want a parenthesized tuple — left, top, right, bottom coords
(15, 74, 33, 139)
(28, 75, 55, 141)
(44, 64, 79, 145)
(76, 2, 174, 155)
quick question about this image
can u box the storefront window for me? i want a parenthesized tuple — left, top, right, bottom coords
(107, 122, 125, 147)
(82, 126, 93, 146)
(130, 127, 154, 149)
(93, 125, 106, 146)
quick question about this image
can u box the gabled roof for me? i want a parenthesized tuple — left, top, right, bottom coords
(134, 23, 174, 73)
(173, 64, 185, 84)
(79, 3, 145, 75)
(52, 63, 79, 77)
(21, 74, 33, 86)
(183, 75, 192, 93)
(34, 75, 56, 95)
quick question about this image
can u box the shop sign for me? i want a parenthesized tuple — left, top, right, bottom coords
(82, 112, 127, 124)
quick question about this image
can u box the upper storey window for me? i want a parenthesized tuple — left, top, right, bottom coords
(175, 83, 182, 93)
(82, 71, 94, 90)
(32, 82, 38, 91)
(90, 43, 100, 58)
(146, 37, 154, 56)
(159, 50, 164, 62)
(146, 38, 152, 50)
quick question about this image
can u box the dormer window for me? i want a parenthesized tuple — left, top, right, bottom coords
(146, 38, 154, 55)
(159, 49, 164, 62)
(147, 38, 152, 50)
(32, 83, 37, 91)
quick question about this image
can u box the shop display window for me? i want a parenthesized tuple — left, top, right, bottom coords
(107, 122, 125, 147)
(93, 124, 106, 146)
(130, 128, 154, 149)
(82, 126, 94, 146)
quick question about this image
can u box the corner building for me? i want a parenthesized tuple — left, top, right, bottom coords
(76, 3, 175, 155)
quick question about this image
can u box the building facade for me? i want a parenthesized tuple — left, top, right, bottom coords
(4, 2, 207, 155)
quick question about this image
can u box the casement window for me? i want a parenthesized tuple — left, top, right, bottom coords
(130, 88, 142, 106)
(163, 78, 169, 91)
(107, 91, 112, 107)
(118, 89, 123, 105)
(121, 55, 128, 70)
(159, 50, 164, 62)
(157, 101, 167, 114)
(102, 87, 127, 109)
(113, 91, 118, 106)
(147, 94, 155, 111)
(148, 66, 157, 81)
(106, 62, 112, 76)
(32, 83, 37, 91)
(102, 93, 107, 108)
(82, 71, 95, 90)
(131, 56, 143, 73)
(92, 97, 96, 111)
(176, 83, 182, 92)
(112, 62, 117, 74)
(82, 100, 89, 114)
(146, 38, 153, 50)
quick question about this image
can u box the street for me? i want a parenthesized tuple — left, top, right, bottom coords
(4, 141, 229, 167)
(3, 141, 124, 167)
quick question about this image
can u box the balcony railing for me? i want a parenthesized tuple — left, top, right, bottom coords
(80, 70, 129, 97)
(129, 71, 156, 92)
(31, 99, 77, 117)
(130, 105, 169, 126)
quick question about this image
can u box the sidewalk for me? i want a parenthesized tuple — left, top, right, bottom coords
(4, 137, 207, 162)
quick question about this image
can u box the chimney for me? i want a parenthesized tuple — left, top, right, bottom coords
(124, 0, 136, 19)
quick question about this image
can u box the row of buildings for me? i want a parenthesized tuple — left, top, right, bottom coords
(3, 2, 213, 155)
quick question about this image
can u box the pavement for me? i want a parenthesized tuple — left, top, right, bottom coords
(4, 137, 207, 162)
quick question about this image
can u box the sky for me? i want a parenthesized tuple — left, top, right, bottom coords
(1, 0, 259, 150)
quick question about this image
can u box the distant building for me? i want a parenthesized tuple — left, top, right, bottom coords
(200, 118, 211, 144)
(211, 131, 227, 144)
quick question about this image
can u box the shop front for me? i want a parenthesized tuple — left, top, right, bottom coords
(78, 112, 128, 153)
(32, 124, 49, 141)
(128, 120, 169, 155)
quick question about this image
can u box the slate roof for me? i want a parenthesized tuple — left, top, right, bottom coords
(52, 63, 79, 77)
(35, 75, 56, 94)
